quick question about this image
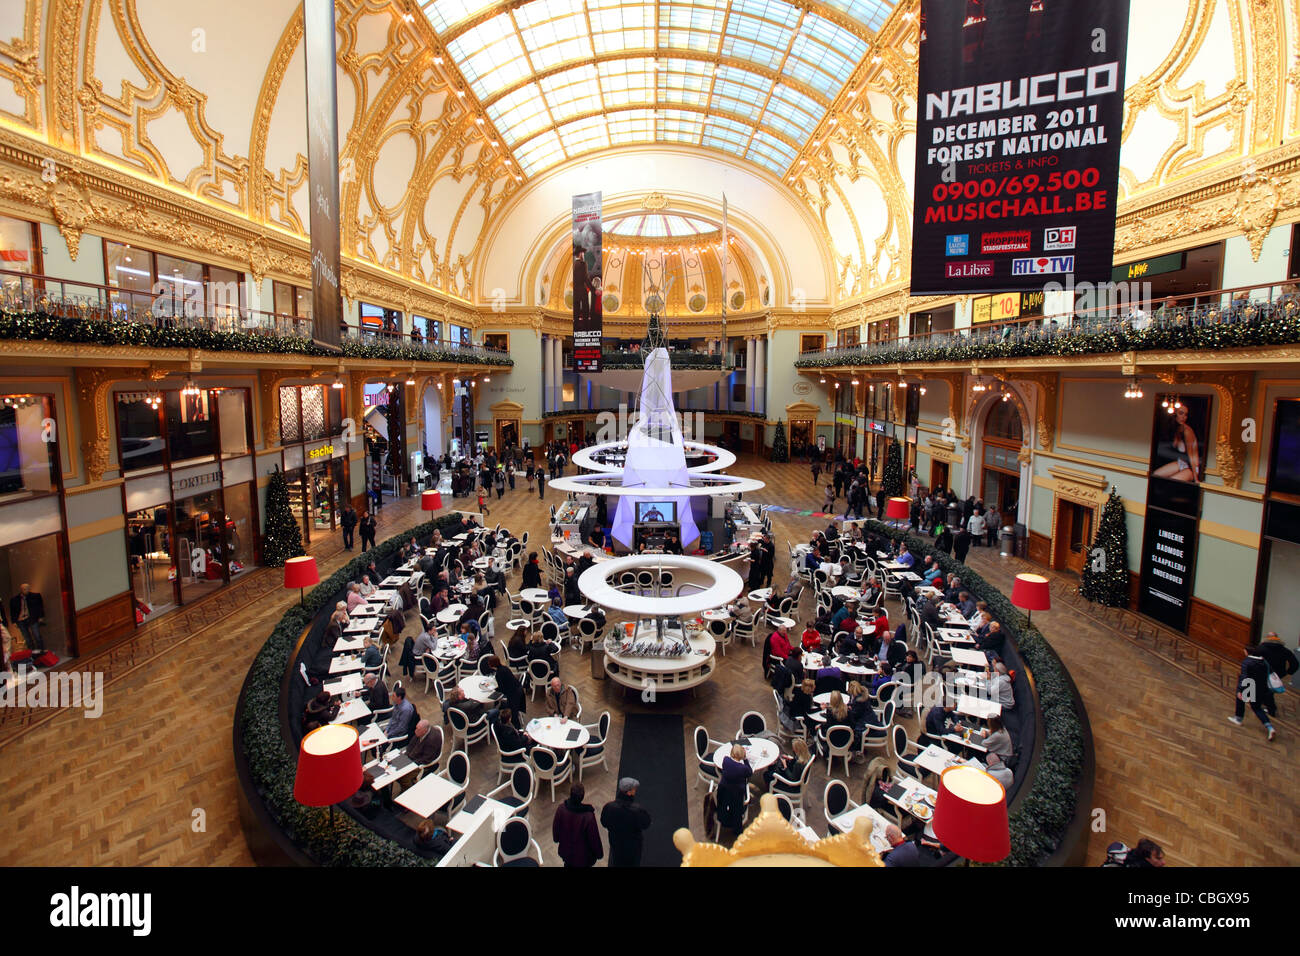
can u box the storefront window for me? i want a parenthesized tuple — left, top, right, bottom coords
(165, 389, 217, 463)
(208, 266, 241, 319)
(0, 394, 56, 498)
(279, 385, 301, 443)
(105, 241, 152, 312)
(126, 505, 174, 623)
(174, 489, 225, 604)
(301, 385, 326, 441)
(0, 215, 39, 298)
(115, 393, 166, 473)
(222, 482, 255, 571)
(217, 389, 250, 456)
(0, 534, 69, 659)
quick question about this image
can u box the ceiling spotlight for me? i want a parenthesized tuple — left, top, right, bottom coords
(452, 378, 460, 386)
(405, 375, 416, 386)
(182, 377, 201, 396)
(331, 375, 344, 390)
(919, 386, 927, 395)
(1123, 380, 1144, 400)
(482, 376, 490, 383)
(819, 376, 826, 383)
(850, 378, 860, 386)
(1001, 391, 1010, 402)
(898, 379, 908, 388)
(833, 382, 840, 389)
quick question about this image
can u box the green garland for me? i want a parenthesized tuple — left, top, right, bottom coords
(794, 308, 1300, 369)
(601, 350, 723, 369)
(862, 519, 1087, 866)
(0, 308, 513, 366)
(240, 513, 466, 866)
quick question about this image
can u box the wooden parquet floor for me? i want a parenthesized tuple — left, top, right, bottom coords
(0, 457, 1294, 867)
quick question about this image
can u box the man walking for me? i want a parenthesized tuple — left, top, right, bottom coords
(359, 510, 377, 552)
(1230, 643, 1277, 740)
(538, 469, 547, 499)
(340, 502, 358, 551)
(601, 777, 652, 867)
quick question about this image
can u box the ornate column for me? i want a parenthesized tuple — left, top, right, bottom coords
(746, 337, 757, 412)
(75, 367, 117, 484)
(541, 334, 550, 414)
(755, 336, 767, 416)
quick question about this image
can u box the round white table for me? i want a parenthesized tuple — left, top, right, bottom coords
(563, 605, 590, 619)
(458, 674, 498, 704)
(521, 588, 551, 605)
(832, 656, 876, 677)
(819, 563, 844, 578)
(701, 608, 730, 622)
(526, 717, 590, 751)
(767, 616, 796, 630)
(436, 604, 467, 624)
(747, 589, 773, 604)
(433, 637, 467, 661)
(505, 618, 531, 632)
(713, 738, 779, 772)
(831, 586, 860, 599)
(472, 557, 492, 570)
(813, 691, 850, 707)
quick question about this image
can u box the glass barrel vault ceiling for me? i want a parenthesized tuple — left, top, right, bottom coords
(419, 0, 895, 176)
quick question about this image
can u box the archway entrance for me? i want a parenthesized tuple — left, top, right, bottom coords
(979, 398, 1022, 522)
(422, 383, 444, 459)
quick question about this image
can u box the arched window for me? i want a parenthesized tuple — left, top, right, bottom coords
(984, 399, 1023, 443)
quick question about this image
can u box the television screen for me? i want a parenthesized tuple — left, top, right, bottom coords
(635, 500, 676, 523)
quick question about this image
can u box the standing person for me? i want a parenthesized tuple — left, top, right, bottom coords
(601, 777, 652, 867)
(9, 584, 45, 654)
(953, 526, 971, 564)
(359, 510, 377, 553)
(494, 467, 505, 500)
(526, 460, 535, 493)
(967, 509, 986, 548)
(875, 486, 887, 521)
(506, 461, 516, 492)
(340, 502, 358, 551)
(832, 466, 844, 501)
(477, 486, 491, 518)
(537, 469, 547, 499)
(823, 483, 835, 513)
(1258, 631, 1299, 700)
(811, 459, 822, 487)
(552, 781, 603, 867)
(1230, 643, 1277, 740)
(985, 505, 1001, 548)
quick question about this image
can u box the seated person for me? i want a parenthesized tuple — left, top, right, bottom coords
(506, 625, 529, 660)
(835, 626, 868, 657)
(784, 678, 819, 728)
(800, 622, 823, 651)
(922, 558, 944, 585)
(765, 738, 812, 788)
(869, 608, 890, 642)
(410, 813, 454, 859)
(814, 665, 846, 696)
(859, 577, 883, 607)
(978, 715, 1014, 757)
(526, 632, 559, 679)
(987, 662, 1015, 709)
(877, 627, 908, 669)
(360, 636, 383, 668)
(346, 583, 366, 611)
(411, 628, 437, 661)
(956, 591, 977, 619)
(925, 701, 960, 739)
(985, 751, 1013, 789)
(405, 719, 441, 766)
(441, 686, 484, 724)
(545, 677, 580, 719)
(386, 685, 416, 739)
(830, 599, 859, 634)
(968, 599, 989, 625)
(870, 661, 897, 695)
(563, 568, 582, 607)
(943, 576, 964, 605)
(304, 689, 339, 726)
(493, 708, 533, 753)
(975, 621, 1006, 657)
(894, 544, 915, 568)
(358, 575, 377, 598)
(882, 824, 941, 867)
(348, 772, 380, 819)
(361, 672, 390, 710)
(768, 624, 794, 662)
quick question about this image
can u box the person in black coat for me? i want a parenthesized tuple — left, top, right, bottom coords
(1258, 632, 1299, 691)
(359, 511, 377, 552)
(953, 528, 971, 563)
(489, 657, 526, 727)
(601, 779, 653, 867)
(521, 553, 543, 590)
(340, 504, 358, 551)
(1231, 644, 1277, 738)
(361, 673, 389, 711)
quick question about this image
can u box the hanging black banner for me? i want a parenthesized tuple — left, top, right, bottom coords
(303, 0, 343, 350)
(910, 0, 1130, 294)
(572, 191, 602, 372)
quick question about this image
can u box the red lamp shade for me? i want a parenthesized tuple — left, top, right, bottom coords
(885, 496, 911, 520)
(1010, 572, 1051, 612)
(421, 489, 443, 511)
(933, 765, 1011, 862)
(293, 724, 363, 807)
(283, 555, 320, 590)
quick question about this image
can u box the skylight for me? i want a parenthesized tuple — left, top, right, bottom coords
(420, 0, 897, 176)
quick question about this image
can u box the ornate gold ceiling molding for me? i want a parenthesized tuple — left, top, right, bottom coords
(74, 365, 116, 484)
(1012, 371, 1060, 452)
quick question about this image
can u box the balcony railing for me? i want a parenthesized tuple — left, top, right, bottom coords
(599, 348, 726, 369)
(0, 268, 511, 365)
(795, 281, 1300, 368)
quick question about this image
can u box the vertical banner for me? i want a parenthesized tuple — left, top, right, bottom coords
(572, 191, 602, 372)
(303, 0, 343, 350)
(1136, 393, 1211, 631)
(910, 0, 1130, 294)
(721, 193, 729, 347)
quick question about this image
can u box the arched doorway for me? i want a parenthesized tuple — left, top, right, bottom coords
(977, 396, 1024, 522)
(422, 384, 443, 458)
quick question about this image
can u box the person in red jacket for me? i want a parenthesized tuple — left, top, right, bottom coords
(800, 623, 823, 651)
(552, 781, 603, 867)
(769, 623, 793, 661)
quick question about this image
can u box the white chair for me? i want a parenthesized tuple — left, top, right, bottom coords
(738, 711, 768, 739)
(770, 757, 815, 817)
(578, 711, 611, 780)
(530, 745, 573, 802)
(822, 778, 860, 835)
(442, 750, 470, 816)
(731, 617, 755, 647)
(526, 659, 551, 700)
(447, 704, 490, 750)
(486, 763, 535, 818)
(575, 616, 599, 654)
(824, 725, 854, 777)
(419, 653, 441, 693)
(493, 817, 543, 867)
(491, 722, 529, 784)
(693, 725, 722, 791)
(707, 618, 732, 657)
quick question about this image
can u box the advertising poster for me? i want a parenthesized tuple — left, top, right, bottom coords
(572, 192, 603, 372)
(911, 0, 1130, 293)
(303, 0, 343, 350)
(1137, 506, 1198, 632)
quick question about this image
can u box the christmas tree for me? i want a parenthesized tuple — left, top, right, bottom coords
(770, 420, 789, 462)
(1080, 488, 1129, 606)
(882, 439, 904, 497)
(263, 468, 305, 567)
